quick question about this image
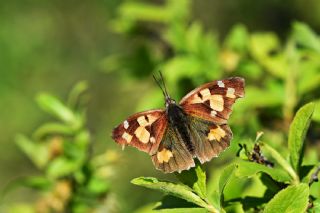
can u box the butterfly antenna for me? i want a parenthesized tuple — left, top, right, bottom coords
(158, 71, 170, 99)
(153, 74, 167, 98)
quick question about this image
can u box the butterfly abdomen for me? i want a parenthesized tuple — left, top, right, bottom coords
(167, 103, 195, 154)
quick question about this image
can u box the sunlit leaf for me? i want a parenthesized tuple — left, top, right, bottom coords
(235, 160, 291, 183)
(249, 33, 287, 78)
(176, 162, 207, 199)
(224, 24, 248, 53)
(33, 122, 75, 139)
(288, 102, 315, 172)
(36, 93, 76, 124)
(47, 157, 79, 178)
(292, 22, 320, 53)
(15, 135, 49, 168)
(264, 183, 309, 213)
(131, 177, 216, 212)
(313, 99, 320, 122)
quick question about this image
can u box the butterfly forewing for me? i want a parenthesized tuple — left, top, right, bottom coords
(112, 109, 167, 155)
(180, 77, 245, 124)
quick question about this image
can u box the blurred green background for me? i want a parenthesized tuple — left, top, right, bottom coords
(1, 0, 320, 212)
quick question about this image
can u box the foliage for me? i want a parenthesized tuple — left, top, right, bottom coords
(2, 0, 320, 212)
(131, 103, 318, 212)
(3, 82, 119, 213)
(102, 0, 320, 212)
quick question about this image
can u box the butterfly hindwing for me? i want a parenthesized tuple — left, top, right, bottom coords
(151, 127, 195, 173)
(187, 116, 232, 163)
(112, 109, 167, 155)
(179, 77, 245, 124)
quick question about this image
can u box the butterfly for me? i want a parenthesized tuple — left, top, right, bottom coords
(112, 73, 245, 173)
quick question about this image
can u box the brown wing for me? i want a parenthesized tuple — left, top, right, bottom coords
(151, 127, 195, 173)
(179, 77, 245, 124)
(150, 116, 233, 173)
(188, 116, 233, 164)
(112, 109, 167, 155)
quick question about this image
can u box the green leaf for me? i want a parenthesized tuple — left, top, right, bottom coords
(118, 2, 171, 23)
(249, 33, 287, 78)
(235, 160, 291, 183)
(313, 99, 320, 122)
(15, 135, 49, 168)
(87, 177, 110, 195)
(36, 93, 76, 124)
(209, 164, 237, 210)
(292, 22, 320, 53)
(311, 199, 320, 212)
(224, 24, 248, 52)
(33, 122, 75, 139)
(264, 183, 309, 213)
(67, 80, 88, 108)
(47, 157, 80, 178)
(21, 176, 53, 190)
(288, 102, 315, 172)
(176, 162, 207, 199)
(261, 143, 298, 183)
(131, 177, 217, 212)
(219, 164, 237, 197)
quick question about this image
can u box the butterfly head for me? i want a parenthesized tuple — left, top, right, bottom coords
(153, 72, 176, 108)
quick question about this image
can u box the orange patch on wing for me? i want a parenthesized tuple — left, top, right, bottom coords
(208, 126, 226, 142)
(157, 148, 173, 163)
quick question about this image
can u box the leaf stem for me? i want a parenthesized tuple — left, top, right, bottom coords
(262, 143, 299, 184)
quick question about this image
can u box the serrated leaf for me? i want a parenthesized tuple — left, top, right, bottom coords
(176, 162, 206, 199)
(264, 183, 309, 213)
(235, 160, 291, 183)
(131, 177, 217, 212)
(289, 102, 315, 172)
(36, 93, 76, 124)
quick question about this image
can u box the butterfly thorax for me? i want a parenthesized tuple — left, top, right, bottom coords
(166, 103, 195, 154)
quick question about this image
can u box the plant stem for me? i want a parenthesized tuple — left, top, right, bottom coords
(262, 143, 299, 184)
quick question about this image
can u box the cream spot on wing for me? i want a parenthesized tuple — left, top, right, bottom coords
(208, 126, 226, 142)
(217, 80, 225, 88)
(134, 126, 150, 143)
(150, 137, 156, 143)
(226, 88, 236, 98)
(191, 94, 203, 104)
(137, 116, 148, 126)
(147, 115, 157, 124)
(123, 120, 129, 129)
(200, 88, 211, 100)
(157, 148, 173, 163)
(122, 132, 133, 143)
(210, 110, 217, 117)
(137, 115, 157, 127)
(210, 95, 224, 111)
